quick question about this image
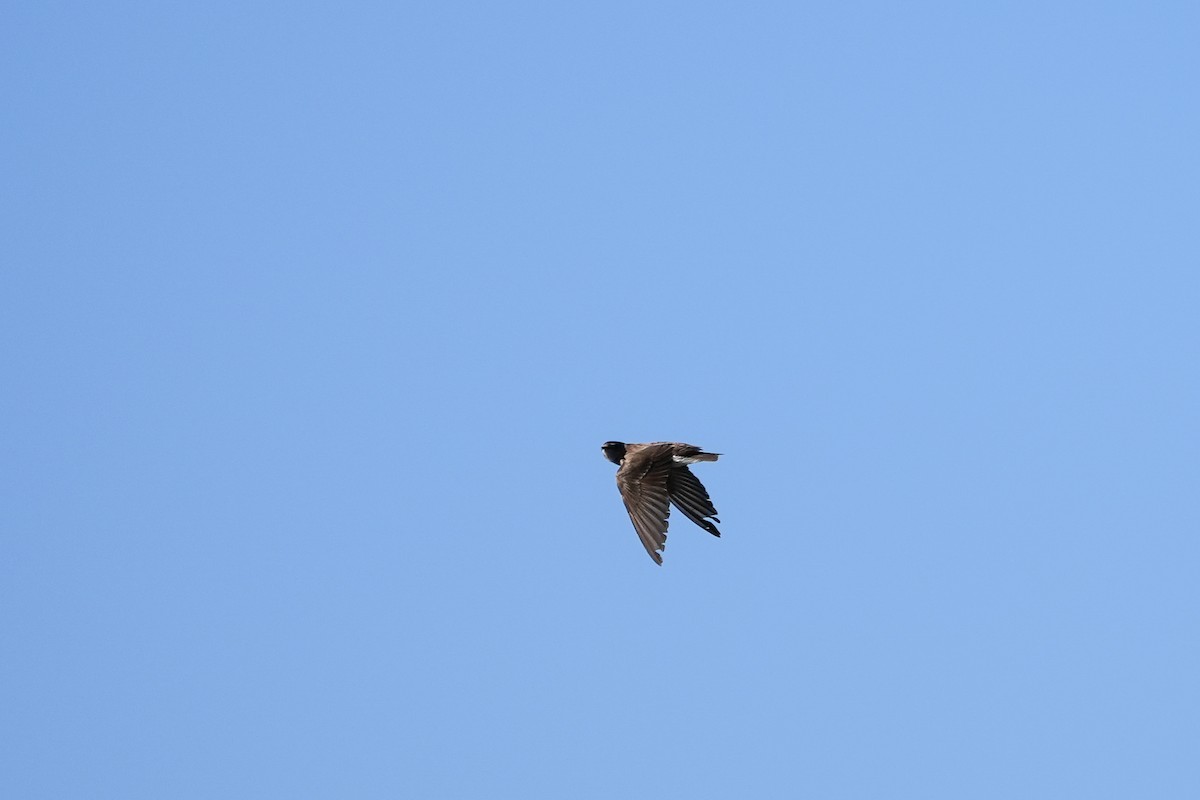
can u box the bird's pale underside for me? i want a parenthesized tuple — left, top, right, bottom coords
(601, 441, 722, 565)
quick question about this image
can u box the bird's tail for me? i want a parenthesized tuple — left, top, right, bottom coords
(693, 451, 720, 462)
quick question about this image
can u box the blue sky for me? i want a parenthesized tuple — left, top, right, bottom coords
(3, 2, 1198, 797)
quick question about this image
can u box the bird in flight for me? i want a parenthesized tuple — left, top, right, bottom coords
(600, 441, 723, 565)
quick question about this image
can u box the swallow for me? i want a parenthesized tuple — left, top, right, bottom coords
(600, 441, 723, 565)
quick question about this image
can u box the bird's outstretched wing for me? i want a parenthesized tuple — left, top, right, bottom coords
(667, 467, 721, 537)
(615, 445, 676, 565)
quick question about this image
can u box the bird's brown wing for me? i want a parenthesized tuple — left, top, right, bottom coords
(667, 467, 721, 537)
(615, 444, 676, 565)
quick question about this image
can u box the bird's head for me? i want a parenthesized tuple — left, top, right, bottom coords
(601, 441, 627, 465)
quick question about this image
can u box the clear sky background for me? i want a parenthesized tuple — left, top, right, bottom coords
(3, 2, 1198, 798)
